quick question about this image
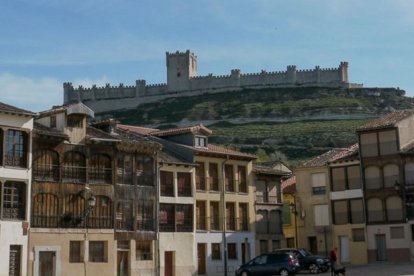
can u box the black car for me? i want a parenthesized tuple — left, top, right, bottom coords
(235, 252, 299, 276)
(274, 248, 330, 273)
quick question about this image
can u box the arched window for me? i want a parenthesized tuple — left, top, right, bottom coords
(364, 166, 381, 189)
(89, 154, 112, 184)
(386, 196, 403, 221)
(32, 193, 59, 227)
(62, 151, 86, 183)
(383, 164, 399, 188)
(367, 198, 384, 222)
(62, 194, 85, 227)
(2, 181, 26, 220)
(88, 195, 113, 228)
(33, 149, 59, 181)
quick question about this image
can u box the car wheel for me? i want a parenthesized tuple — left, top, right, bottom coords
(309, 263, 319, 274)
(241, 271, 250, 276)
(279, 268, 289, 276)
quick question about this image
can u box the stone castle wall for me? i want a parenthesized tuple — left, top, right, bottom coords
(63, 50, 362, 113)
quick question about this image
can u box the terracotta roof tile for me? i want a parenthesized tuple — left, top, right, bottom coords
(33, 122, 69, 139)
(282, 176, 296, 193)
(0, 101, 35, 116)
(151, 124, 212, 137)
(117, 124, 158, 135)
(329, 144, 359, 162)
(302, 148, 345, 167)
(357, 109, 414, 131)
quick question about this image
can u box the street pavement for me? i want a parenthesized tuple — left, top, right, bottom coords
(299, 262, 414, 276)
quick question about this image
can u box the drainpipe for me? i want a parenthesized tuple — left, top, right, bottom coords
(221, 155, 229, 276)
(156, 159, 163, 276)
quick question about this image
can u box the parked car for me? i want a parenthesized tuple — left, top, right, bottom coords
(235, 251, 299, 276)
(274, 248, 330, 273)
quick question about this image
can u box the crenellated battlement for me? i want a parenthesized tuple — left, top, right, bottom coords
(63, 50, 361, 113)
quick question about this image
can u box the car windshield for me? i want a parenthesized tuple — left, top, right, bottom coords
(298, 249, 312, 256)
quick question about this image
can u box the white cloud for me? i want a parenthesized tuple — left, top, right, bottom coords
(0, 73, 111, 112)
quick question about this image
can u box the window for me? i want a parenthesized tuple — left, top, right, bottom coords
(367, 198, 384, 222)
(311, 173, 326, 195)
(136, 200, 153, 231)
(177, 172, 191, 197)
(360, 132, 378, 157)
(333, 201, 348, 225)
(225, 164, 234, 192)
(33, 149, 59, 181)
(350, 199, 364, 223)
(50, 115, 56, 128)
(89, 154, 112, 184)
(257, 210, 268, 234)
(269, 210, 282, 234)
(386, 196, 403, 221)
(69, 241, 83, 263)
(239, 203, 248, 231)
(331, 167, 346, 192)
(2, 181, 25, 220)
(5, 130, 28, 167)
(209, 163, 219, 191)
(62, 194, 85, 227)
(406, 162, 414, 186)
(364, 166, 381, 189)
(196, 162, 206, 190)
(160, 171, 174, 197)
(136, 155, 154, 186)
(314, 205, 329, 226)
(62, 151, 86, 183)
(9, 245, 21, 276)
(32, 193, 59, 228)
(159, 204, 174, 232)
(352, 228, 365, 242)
(238, 166, 247, 193)
(411, 225, 414, 241)
(196, 201, 206, 230)
(88, 196, 113, 229)
(89, 241, 107, 262)
(176, 204, 193, 232)
(136, 240, 152, 260)
(195, 136, 207, 147)
(272, 240, 280, 251)
(383, 164, 399, 188)
(390, 226, 405, 239)
(67, 114, 83, 128)
(211, 243, 221, 260)
(228, 243, 237, 259)
(226, 202, 236, 231)
(347, 166, 361, 190)
(379, 130, 398, 155)
(282, 202, 291, 225)
(117, 154, 133, 185)
(210, 201, 220, 230)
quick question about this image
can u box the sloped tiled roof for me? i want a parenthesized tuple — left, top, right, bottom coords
(0, 102, 35, 116)
(192, 144, 256, 159)
(357, 109, 414, 131)
(87, 126, 120, 141)
(281, 176, 296, 194)
(302, 148, 345, 167)
(150, 124, 212, 137)
(117, 124, 158, 135)
(329, 144, 359, 163)
(253, 161, 292, 175)
(33, 122, 69, 139)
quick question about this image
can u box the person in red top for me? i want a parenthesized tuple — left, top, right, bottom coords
(329, 247, 338, 275)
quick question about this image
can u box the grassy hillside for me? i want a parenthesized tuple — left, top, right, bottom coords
(97, 86, 413, 167)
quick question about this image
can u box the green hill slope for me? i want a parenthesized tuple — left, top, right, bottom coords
(98, 86, 413, 166)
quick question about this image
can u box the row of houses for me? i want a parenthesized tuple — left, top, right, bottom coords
(0, 101, 291, 276)
(284, 109, 414, 265)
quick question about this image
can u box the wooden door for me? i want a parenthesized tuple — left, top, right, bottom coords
(39, 251, 56, 276)
(117, 251, 129, 276)
(9, 245, 21, 276)
(376, 234, 387, 261)
(197, 244, 206, 275)
(164, 251, 174, 276)
(340, 236, 350, 263)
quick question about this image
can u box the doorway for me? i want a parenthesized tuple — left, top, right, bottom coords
(117, 251, 129, 276)
(164, 251, 175, 276)
(308, 236, 317, 255)
(339, 236, 349, 263)
(197, 244, 206, 275)
(375, 234, 387, 261)
(39, 251, 56, 276)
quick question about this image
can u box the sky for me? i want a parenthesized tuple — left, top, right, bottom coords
(1, 0, 414, 112)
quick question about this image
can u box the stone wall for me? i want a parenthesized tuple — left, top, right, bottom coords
(63, 50, 362, 114)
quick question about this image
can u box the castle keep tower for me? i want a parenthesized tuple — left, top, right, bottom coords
(166, 50, 197, 91)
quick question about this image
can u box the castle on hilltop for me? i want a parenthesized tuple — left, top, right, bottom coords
(63, 50, 362, 113)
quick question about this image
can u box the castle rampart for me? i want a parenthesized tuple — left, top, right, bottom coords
(63, 50, 361, 113)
